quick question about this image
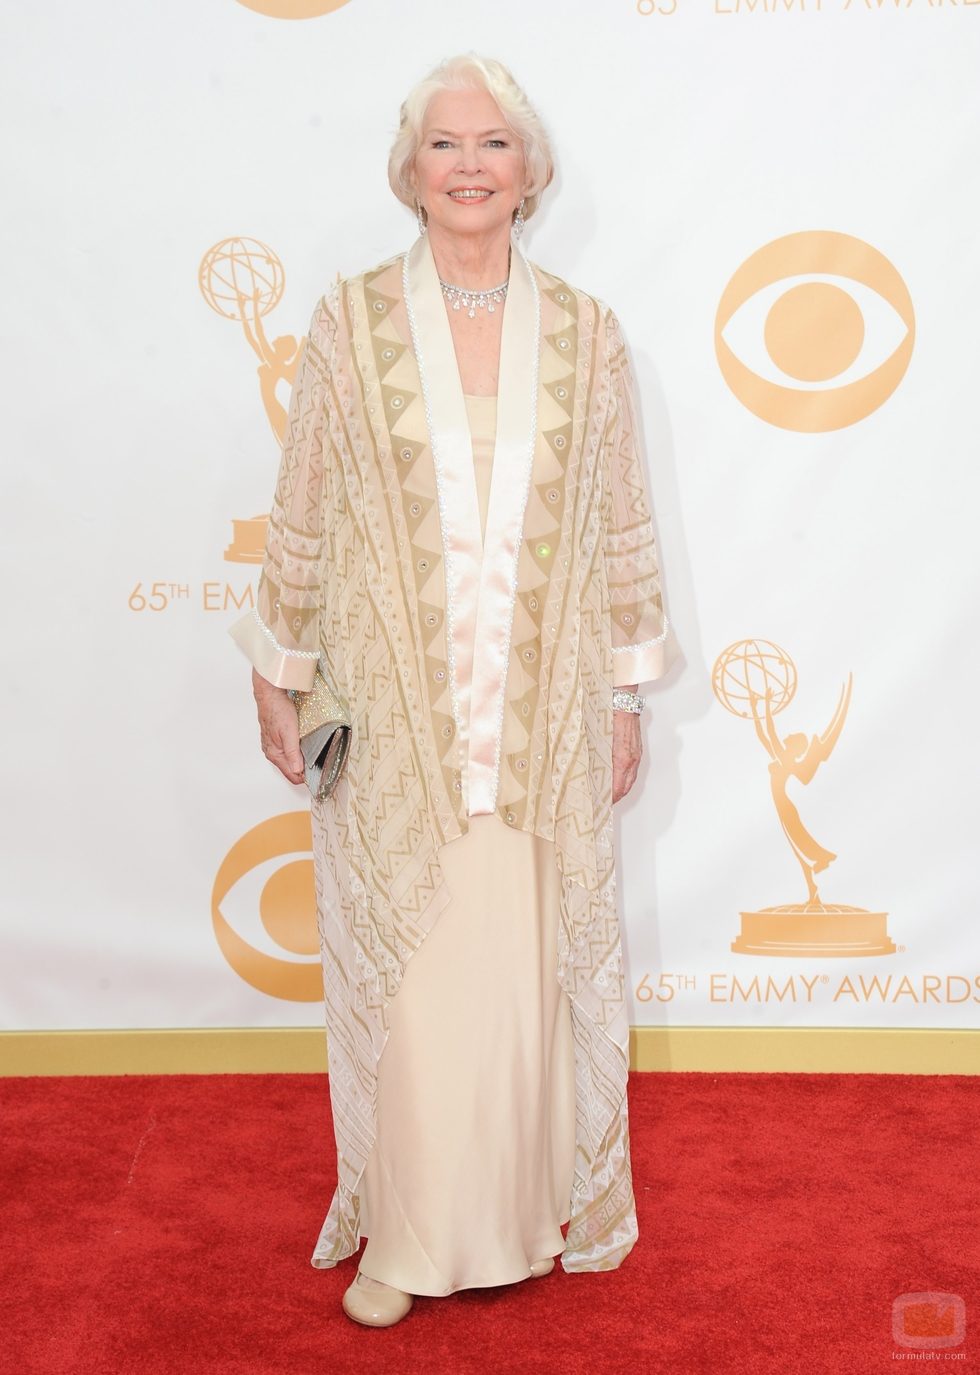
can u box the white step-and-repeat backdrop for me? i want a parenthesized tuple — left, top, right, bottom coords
(3, 0, 978, 1035)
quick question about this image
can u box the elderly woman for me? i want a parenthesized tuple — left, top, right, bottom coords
(229, 52, 676, 1327)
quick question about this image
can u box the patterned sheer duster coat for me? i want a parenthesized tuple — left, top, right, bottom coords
(230, 230, 678, 1274)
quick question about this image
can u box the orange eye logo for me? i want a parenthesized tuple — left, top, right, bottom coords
(715, 230, 914, 432)
(234, 0, 354, 15)
(211, 812, 323, 1002)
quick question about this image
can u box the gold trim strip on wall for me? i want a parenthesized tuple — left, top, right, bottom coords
(1, 1027, 976, 1077)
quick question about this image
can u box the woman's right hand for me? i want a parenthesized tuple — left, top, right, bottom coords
(251, 667, 306, 786)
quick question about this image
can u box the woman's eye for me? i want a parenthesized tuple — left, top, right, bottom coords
(429, 138, 507, 150)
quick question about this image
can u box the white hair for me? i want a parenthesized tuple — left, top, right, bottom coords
(387, 52, 555, 222)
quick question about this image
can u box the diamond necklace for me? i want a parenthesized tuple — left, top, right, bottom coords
(438, 276, 508, 319)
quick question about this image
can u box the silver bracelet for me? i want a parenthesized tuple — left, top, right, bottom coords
(612, 688, 645, 713)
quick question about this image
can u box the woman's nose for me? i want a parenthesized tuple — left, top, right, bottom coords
(455, 143, 484, 173)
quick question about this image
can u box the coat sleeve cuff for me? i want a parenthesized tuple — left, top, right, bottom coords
(611, 617, 677, 686)
(228, 608, 319, 691)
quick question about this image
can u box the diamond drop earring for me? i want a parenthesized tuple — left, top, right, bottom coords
(416, 198, 427, 235)
(512, 196, 526, 238)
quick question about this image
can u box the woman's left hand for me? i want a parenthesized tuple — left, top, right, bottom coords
(612, 708, 642, 803)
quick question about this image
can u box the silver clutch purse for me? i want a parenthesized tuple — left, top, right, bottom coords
(287, 666, 351, 801)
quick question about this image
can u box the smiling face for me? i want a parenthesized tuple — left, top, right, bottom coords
(412, 85, 527, 242)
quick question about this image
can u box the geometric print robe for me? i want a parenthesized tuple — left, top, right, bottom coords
(229, 229, 678, 1273)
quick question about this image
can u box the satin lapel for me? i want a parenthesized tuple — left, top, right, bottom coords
(468, 242, 540, 815)
(402, 233, 540, 817)
(403, 234, 480, 779)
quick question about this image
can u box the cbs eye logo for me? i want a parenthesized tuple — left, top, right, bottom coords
(715, 230, 914, 432)
(211, 812, 324, 1002)
(233, 0, 353, 15)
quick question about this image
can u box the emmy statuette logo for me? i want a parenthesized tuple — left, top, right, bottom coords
(199, 236, 306, 565)
(713, 639, 895, 958)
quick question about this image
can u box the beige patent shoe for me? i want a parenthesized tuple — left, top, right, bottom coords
(529, 1257, 555, 1277)
(342, 1269, 414, 1327)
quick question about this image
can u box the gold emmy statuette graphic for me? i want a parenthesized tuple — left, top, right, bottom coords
(715, 230, 914, 433)
(211, 812, 324, 1002)
(198, 236, 302, 564)
(713, 639, 894, 958)
(224, 515, 269, 565)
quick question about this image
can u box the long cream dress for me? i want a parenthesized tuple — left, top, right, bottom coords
(355, 392, 578, 1297)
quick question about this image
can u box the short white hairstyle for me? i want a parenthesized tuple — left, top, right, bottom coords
(388, 53, 555, 223)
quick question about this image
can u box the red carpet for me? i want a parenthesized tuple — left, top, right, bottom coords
(2, 1071, 975, 1374)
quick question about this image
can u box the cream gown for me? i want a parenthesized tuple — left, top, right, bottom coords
(355, 391, 579, 1297)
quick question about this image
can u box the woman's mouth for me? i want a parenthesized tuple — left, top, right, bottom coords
(448, 188, 493, 201)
